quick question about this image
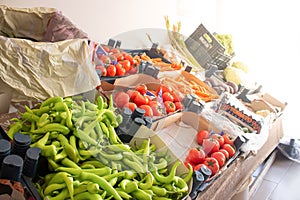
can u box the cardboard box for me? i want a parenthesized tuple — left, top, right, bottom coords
(151, 111, 243, 175)
(152, 112, 214, 162)
(249, 92, 286, 117)
(100, 73, 181, 126)
(0, 78, 13, 114)
(0, 92, 12, 114)
(100, 73, 161, 97)
(130, 125, 189, 175)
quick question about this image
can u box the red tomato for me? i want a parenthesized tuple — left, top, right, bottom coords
(123, 102, 137, 113)
(156, 85, 172, 94)
(95, 65, 107, 77)
(145, 96, 151, 105)
(124, 54, 135, 66)
(115, 53, 124, 61)
(135, 84, 147, 95)
(194, 163, 207, 171)
(222, 144, 236, 158)
(151, 104, 163, 116)
(204, 157, 219, 176)
(115, 63, 126, 76)
(139, 105, 153, 117)
(149, 101, 163, 116)
(119, 60, 131, 72)
(127, 67, 137, 75)
(175, 102, 183, 111)
(218, 149, 230, 160)
(134, 93, 149, 107)
(211, 134, 225, 147)
(149, 101, 160, 107)
(186, 148, 206, 165)
(171, 91, 182, 102)
(162, 92, 174, 102)
(109, 54, 118, 62)
(211, 152, 226, 167)
(202, 138, 220, 155)
(98, 54, 111, 65)
(196, 130, 210, 145)
(102, 45, 110, 53)
(110, 48, 120, 54)
(126, 90, 139, 101)
(114, 91, 129, 108)
(222, 133, 235, 145)
(164, 101, 176, 114)
(106, 65, 116, 77)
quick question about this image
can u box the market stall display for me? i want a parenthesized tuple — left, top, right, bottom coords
(0, 5, 287, 200)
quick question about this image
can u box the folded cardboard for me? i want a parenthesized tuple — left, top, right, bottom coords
(130, 125, 189, 174)
(0, 79, 13, 114)
(100, 73, 160, 97)
(250, 92, 286, 114)
(0, 92, 11, 115)
(152, 111, 240, 164)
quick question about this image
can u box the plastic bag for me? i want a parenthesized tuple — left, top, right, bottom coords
(0, 37, 99, 101)
(0, 6, 99, 101)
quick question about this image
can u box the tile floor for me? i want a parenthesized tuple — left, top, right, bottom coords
(250, 150, 300, 200)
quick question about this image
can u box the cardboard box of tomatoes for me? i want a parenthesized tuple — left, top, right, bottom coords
(94, 44, 139, 84)
(149, 111, 247, 199)
(100, 73, 185, 124)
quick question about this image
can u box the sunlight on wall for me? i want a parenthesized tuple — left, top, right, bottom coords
(214, 0, 299, 137)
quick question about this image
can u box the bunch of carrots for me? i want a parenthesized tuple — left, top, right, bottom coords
(133, 52, 182, 71)
(160, 76, 218, 102)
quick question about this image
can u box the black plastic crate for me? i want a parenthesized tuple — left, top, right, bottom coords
(185, 24, 232, 70)
(0, 126, 43, 200)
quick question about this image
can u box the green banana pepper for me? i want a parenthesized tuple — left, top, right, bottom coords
(131, 188, 152, 200)
(152, 160, 181, 184)
(79, 172, 122, 200)
(30, 123, 70, 135)
(120, 179, 138, 193)
(40, 96, 63, 108)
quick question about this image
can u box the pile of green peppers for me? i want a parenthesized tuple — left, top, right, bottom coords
(7, 95, 193, 200)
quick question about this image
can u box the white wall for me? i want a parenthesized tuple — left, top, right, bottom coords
(0, 0, 217, 43)
(215, 0, 300, 137)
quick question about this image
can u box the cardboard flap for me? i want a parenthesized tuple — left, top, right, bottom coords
(262, 93, 286, 111)
(251, 99, 276, 113)
(114, 73, 160, 86)
(130, 125, 188, 174)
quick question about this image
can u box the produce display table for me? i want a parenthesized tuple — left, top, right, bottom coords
(0, 6, 286, 200)
(0, 101, 284, 200)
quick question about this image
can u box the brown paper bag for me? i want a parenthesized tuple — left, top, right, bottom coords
(0, 6, 99, 102)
